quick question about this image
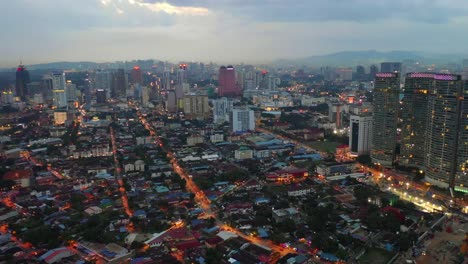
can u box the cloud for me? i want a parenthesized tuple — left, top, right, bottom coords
(101, 0, 210, 16)
(1, 0, 468, 66)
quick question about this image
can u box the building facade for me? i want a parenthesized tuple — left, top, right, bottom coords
(400, 73, 433, 167)
(371, 72, 399, 166)
(218, 66, 240, 97)
(231, 109, 255, 133)
(183, 95, 209, 120)
(213, 97, 233, 124)
(349, 114, 373, 156)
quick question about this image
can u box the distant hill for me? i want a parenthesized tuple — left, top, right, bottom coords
(276, 50, 465, 67)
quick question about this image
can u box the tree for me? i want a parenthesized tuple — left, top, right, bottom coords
(205, 248, 223, 264)
(356, 154, 372, 166)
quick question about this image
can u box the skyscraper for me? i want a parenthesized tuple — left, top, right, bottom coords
(15, 64, 30, 99)
(130, 66, 143, 84)
(400, 73, 434, 167)
(371, 72, 400, 166)
(218, 66, 240, 97)
(380, 62, 402, 73)
(349, 114, 373, 156)
(424, 74, 467, 188)
(51, 72, 68, 109)
(95, 70, 111, 98)
(112, 69, 127, 97)
(355, 65, 366, 81)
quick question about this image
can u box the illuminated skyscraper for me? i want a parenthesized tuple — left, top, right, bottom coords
(371, 72, 400, 166)
(218, 66, 240, 97)
(424, 74, 467, 188)
(15, 64, 30, 99)
(51, 72, 68, 109)
(400, 73, 433, 167)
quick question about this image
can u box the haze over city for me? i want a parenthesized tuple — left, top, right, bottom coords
(3, 1, 468, 264)
(3, 0, 468, 66)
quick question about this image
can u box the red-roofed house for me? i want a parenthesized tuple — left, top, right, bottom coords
(3, 170, 32, 187)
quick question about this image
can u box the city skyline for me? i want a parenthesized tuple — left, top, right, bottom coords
(3, 0, 468, 67)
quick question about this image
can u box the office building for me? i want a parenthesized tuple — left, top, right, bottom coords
(231, 109, 255, 133)
(349, 115, 373, 156)
(183, 95, 209, 120)
(400, 73, 434, 167)
(219, 66, 241, 97)
(15, 64, 30, 99)
(380, 62, 402, 73)
(166, 91, 177, 113)
(371, 72, 400, 166)
(52, 72, 68, 108)
(424, 74, 467, 188)
(355, 65, 366, 81)
(66, 81, 77, 101)
(96, 89, 107, 104)
(112, 69, 127, 97)
(141, 86, 149, 107)
(95, 70, 111, 98)
(130, 66, 143, 84)
(213, 97, 234, 124)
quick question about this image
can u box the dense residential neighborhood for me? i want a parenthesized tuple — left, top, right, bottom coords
(0, 60, 467, 264)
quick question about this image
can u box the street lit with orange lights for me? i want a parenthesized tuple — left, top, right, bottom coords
(134, 106, 296, 262)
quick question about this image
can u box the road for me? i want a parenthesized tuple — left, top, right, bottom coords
(135, 108, 295, 263)
(109, 126, 134, 218)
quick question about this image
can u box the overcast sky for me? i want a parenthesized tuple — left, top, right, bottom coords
(1, 0, 468, 66)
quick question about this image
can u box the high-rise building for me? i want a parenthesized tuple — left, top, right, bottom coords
(66, 81, 77, 101)
(52, 72, 68, 108)
(231, 109, 255, 133)
(371, 72, 400, 166)
(349, 114, 373, 156)
(141, 86, 149, 107)
(162, 71, 171, 91)
(219, 66, 241, 97)
(166, 91, 177, 113)
(96, 89, 107, 104)
(355, 65, 366, 81)
(369, 65, 379, 79)
(380, 62, 402, 73)
(400, 73, 434, 167)
(183, 95, 209, 120)
(130, 66, 143, 84)
(213, 97, 234, 124)
(112, 69, 127, 97)
(1, 90, 14, 105)
(424, 74, 467, 188)
(15, 64, 30, 99)
(95, 70, 111, 98)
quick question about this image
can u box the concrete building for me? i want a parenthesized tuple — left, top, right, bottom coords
(349, 114, 373, 156)
(371, 72, 399, 166)
(400, 73, 434, 167)
(231, 109, 255, 133)
(54, 111, 68, 125)
(51, 72, 67, 108)
(213, 97, 233, 124)
(183, 95, 209, 120)
(218, 66, 241, 97)
(424, 74, 468, 188)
